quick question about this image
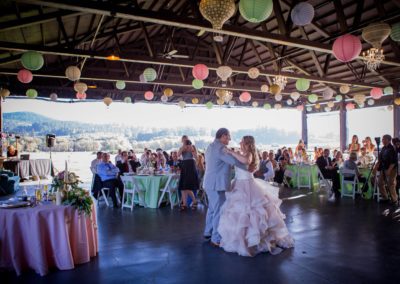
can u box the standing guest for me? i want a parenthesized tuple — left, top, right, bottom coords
(6, 145, 18, 158)
(373, 135, 398, 204)
(392, 138, 400, 194)
(129, 153, 141, 173)
(343, 152, 369, 194)
(348, 135, 361, 154)
(333, 149, 338, 160)
(116, 151, 132, 174)
(316, 149, 340, 198)
(197, 153, 206, 180)
(275, 149, 282, 161)
(115, 149, 123, 164)
(274, 150, 291, 184)
(97, 153, 121, 207)
(178, 135, 199, 210)
(167, 151, 180, 168)
(156, 151, 167, 169)
(363, 137, 376, 154)
(332, 151, 344, 169)
(90, 151, 103, 199)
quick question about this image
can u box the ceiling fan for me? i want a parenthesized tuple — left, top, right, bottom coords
(159, 50, 189, 59)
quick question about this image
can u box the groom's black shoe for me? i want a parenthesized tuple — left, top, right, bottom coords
(203, 235, 211, 241)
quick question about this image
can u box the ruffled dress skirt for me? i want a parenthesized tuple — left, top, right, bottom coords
(218, 178, 294, 257)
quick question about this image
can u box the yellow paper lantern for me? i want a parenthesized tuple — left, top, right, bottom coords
(199, 0, 236, 30)
(362, 22, 391, 48)
(163, 88, 173, 97)
(270, 84, 281, 95)
(65, 66, 81, 81)
(315, 103, 321, 109)
(192, 98, 199, 104)
(217, 98, 225, 105)
(0, 88, 10, 99)
(327, 101, 335, 108)
(340, 85, 350, 94)
(103, 97, 112, 107)
(394, 98, 400, 106)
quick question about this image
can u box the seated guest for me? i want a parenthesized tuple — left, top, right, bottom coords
(392, 138, 400, 194)
(156, 150, 167, 169)
(316, 149, 340, 197)
(128, 150, 134, 160)
(295, 139, 306, 155)
(343, 152, 369, 193)
(268, 151, 279, 172)
(141, 149, 151, 166)
(196, 153, 205, 180)
(363, 136, 376, 154)
(116, 151, 132, 174)
(274, 150, 291, 184)
(314, 147, 323, 162)
(167, 151, 180, 168)
(115, 149, 122, 164)
(358, 147, 373, 167)
(275, 149, 282, 161)
(332, 151, 344, 169)
(255, 151, 275, 181)
(150, 153, 158, 168)
(348, 135, 361, 154)
(97, 153, 121, 207)
(287, 147, 294, 161)
(162, 151, 170, 163)
(6, 145, 18, 158)
(90, 151, 103, 198)
(129, 153, 141, 173)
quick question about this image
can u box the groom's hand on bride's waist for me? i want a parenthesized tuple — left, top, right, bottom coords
(248, 164, 256, 172)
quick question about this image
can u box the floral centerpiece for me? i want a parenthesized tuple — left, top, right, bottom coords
(52, 170, 93, 216)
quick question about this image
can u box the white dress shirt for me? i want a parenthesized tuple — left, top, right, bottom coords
(263, 160, 275, 181)
(90, 158, 101, 174)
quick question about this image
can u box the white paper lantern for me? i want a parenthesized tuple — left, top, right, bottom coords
(322, 87, 334, 100)
(216, 66, 233, 81)
(123, 97, 132, 103)
(228, 100, 236, 107)
(178, 100, 186, 109)
(252, 101, 259, 108)
(286, 99, 293, 105)
(275, 94, 282, 101)
(290, 92, 300, 101)
(50, 93, 58, 101)
(306, 106, 313, 112)
(65, 66, 81, 81)
(353, 94, 366, 105)
(139, 74, 147, 83)
(248, 67, 260, 79)
(274, 103, 282, 110)
(387, 105, 393, 111)
(74, 82, 88, 94)
(261, 84, 269, 92)
(367, 99, 375, 106)
(325, 107, 332, 112)
(327, 101, 335, 108)
(161, 95, 168, 103)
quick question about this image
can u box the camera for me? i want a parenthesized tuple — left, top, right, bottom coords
(185, 140, 192, 146)
(374, 137, 381, 146)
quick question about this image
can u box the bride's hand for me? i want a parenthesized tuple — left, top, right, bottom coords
(224, 147, 233, 155)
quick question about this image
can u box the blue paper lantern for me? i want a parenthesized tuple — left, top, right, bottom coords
(291, 2, 315, 26)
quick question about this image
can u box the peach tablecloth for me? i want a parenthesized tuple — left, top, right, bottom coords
(0, 204, 98, 276)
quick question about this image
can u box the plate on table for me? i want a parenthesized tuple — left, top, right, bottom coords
(123, 173, 135, 176)
(0, 201, 31, 209)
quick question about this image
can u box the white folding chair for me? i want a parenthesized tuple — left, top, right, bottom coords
(283, 169, 293, 187)
(158, 174, 180, 209)
(132, 176, 147, 207)
(197, 177, 208, 207)
(121, 176, 135, 211)
(297, 164, 312, 189)
(317, 167, 333, 194)
(98, 187, 121, 207)
(340, 169, 360, 199)
(373, 172, 383, 202)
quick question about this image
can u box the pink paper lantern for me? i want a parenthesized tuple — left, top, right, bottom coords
(144, 91, 154, 101)
(346, 103, 355, 111)
(17, 69, 33, 83)
(239, 92, 251, 103)
(370, 87, 383, 99)
(332, 34, 362, 63)
(296, 105, 304, 111)
(192, 64, 209, 80)
(76, 92, 86, 100)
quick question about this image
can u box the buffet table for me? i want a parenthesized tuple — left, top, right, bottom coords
(0, 203, 98, 276)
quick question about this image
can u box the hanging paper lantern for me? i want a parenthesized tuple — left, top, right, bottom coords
(261, 84, 269, 92)
(216, 89, 233, 103)
(336, 95, 343, 102)
(65, 66, 81, 81)
(322, 87, 334, 100)
(263, 103, 271, 110)
(50, 93, 57, 101)
(362, 22, 391, 48)
(274, 94, 282, 101)
(144, 91, 154, 100)
(103, 97, 112, 107)
(332, 34, 362, 62)
(239, 0, 273, 23)
(116, 80, 126, 90)
(124, 97, 132, 103)
(143, 68, 157, 82)
(390, 23, 400, 42)
(384, 86, 393, 95)
(163, 88, 173, 97)
(74, 82, 88, 94)
(217, 98, 225, 105)
(239, 91, 251, 103)
(306, 106, 312, 112)
(296, 105, 304, 111)
(325, 107, 332, 112)
(26, 88, 38, 99)
(291, 2, 314, 26)
(17, 69, 33, 83)
(139, 74, 147, 83)
(76, 92, 86, 100)
(387, 105, 393, 111)
(370, 87, 383, 99)
(206, 101, 213, 109)
(199, 0, 236, 30)
(353, 94, 366, 105)
(228, 100, 236, 107)
(216, 66, 233, 81)
(248, 67, 260, 79)
(367, 99, 375, 106)
(358, 103, 365, 108)
(192, 79, 204, 89)
(269, 84, 281, 95)
(161, 95, 168, 103)
(340, 85, 350, 94)
(327, 101, 335, 108)
(192, 97, 199, 104)
(315, 103, 321, 109)
(346, 103, 355, 111)
(192, 64, 209, 80)
(308, 94, 318, 103)
(0, 88, 10, 99)
(274, 103, 282, 110)
(252, 101, 259, 108)
(394, 98, 400, 106)
(296, 78, 310, 92)
(290, 92, 301, 101)
(178, 101, 186, 109)
(286, 99, 293, 106)
(21, 51, 44, 71)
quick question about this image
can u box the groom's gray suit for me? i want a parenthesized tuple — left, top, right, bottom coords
(203, 139, 246, 244)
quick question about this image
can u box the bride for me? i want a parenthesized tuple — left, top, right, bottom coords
(218, 136, 294, 257)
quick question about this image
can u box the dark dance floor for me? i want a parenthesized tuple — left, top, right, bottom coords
(3, 187, 400, 284)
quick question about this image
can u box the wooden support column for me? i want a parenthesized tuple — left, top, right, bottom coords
(302, 109, 308, 147)
(340, 101, 348, 152)
(394, 86, 400, 138)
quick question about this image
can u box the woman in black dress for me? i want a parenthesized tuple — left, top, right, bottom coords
(178, 135, 199, 211)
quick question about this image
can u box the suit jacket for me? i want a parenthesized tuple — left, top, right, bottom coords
(203, 139, 246, 192)
(316, 156, 332, 176)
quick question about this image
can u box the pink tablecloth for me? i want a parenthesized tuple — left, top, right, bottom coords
(0, 204, 98, 276)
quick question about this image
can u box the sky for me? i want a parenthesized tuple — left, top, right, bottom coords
(3, 98, 394, 144)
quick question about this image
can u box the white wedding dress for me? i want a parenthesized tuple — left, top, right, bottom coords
(218, 166, 294, 257)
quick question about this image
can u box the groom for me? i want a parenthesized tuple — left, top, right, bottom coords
(203, 128, 248, 246)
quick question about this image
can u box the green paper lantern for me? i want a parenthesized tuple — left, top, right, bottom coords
(384, 86, 393, 95)
(335, 95, 343, 102)
(192, 79, 204, 89)
(143, 68, 157, 82)
(123, 97, 132, 103)
(390, 23, 400, 42)
(26, 88, 38, 99)
(116, 80, 126, 90)
(239, 0, 273, 23)
(21, 51, 44, 71)
(296, 78, 310, 92)
(308, 94, 318, 103)
(206, 101, 213, 109)
(263, 103, 271, 110)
